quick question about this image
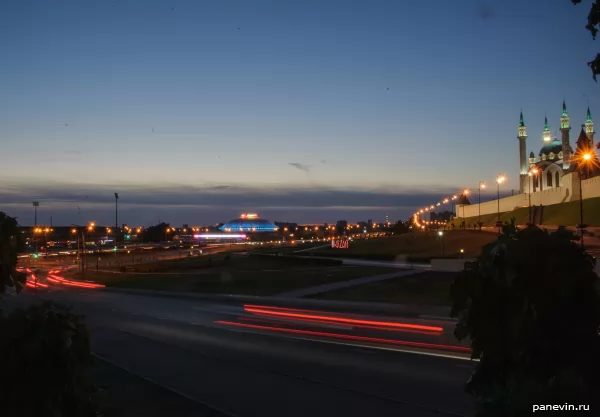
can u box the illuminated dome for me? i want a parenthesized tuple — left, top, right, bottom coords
(539, 140, 563, 160)
(219, 213, 279, 232)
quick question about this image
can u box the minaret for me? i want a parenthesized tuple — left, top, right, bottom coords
(542, 114, 552, 143)
(529, 151, 536, 168)
(518, 111, 528, 194)
(585, 106, 594, 146)
(560, 100, 571, 169)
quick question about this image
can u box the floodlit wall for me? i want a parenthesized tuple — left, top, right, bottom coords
(458, 194, 527, 218)
(582, 175, 600, 199)
(456, 172, 582, 218)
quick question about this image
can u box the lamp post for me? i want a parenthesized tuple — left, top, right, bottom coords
(114, 193, 119, 251)
(32, 202, 39, 256)
(527, 171, 533, 224)
(451, 195, 457, 216)
(438, 230, 444, 256)
(477, 181, 486, 230)
(578, 153, 592, 250)
(462, 189, 469, 229)
(496, 174, 506, 233)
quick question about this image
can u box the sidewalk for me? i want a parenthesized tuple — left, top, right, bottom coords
(276, 269, 422, 298)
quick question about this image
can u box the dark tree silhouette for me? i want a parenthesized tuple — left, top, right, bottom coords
(391, 220, 409, 234)
(451, 221, 600, 415)
(0, 211, 26, 294)
(573, 0, 600, 80)
(0, 302, 96, 416)
(143, 222, 171, 242)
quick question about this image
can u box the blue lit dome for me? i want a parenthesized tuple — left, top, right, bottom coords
(219, 214, 279, 232)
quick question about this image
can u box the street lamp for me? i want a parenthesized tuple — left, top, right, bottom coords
(477, 181, 486, 230)
(527, 167, 538, 224)
(437, 230, 444, 256)
(451, 195, 457, 216)
(114, 193, 119, 248)
(462, 189, 470, 228)
(578, 153, 593, 250)
(496, 174, 506, 232)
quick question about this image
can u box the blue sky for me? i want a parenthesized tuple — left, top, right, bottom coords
(1, 0, 598, 226)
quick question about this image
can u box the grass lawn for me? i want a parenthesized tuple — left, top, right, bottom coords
(84, 255, 397, 296)
(91, 357, 222, 417)
(308, 230, 497, 260)
(309, 271, 457, 307)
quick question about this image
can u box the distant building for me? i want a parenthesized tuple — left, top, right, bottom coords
(274, 221, 297, 231)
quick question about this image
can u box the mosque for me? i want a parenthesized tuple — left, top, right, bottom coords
(517, 102, 600, 194)
(457, 102, 600, 221)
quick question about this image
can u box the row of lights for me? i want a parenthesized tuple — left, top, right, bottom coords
(413, 175, 507, 220)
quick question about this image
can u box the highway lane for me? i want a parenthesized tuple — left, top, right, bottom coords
(5, 286, 475, 417)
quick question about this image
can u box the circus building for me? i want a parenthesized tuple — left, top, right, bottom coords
(219, 213, 279, 233)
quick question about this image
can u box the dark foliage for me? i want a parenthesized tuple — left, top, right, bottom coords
(451, 220, 600, 416)
(0, 211, 26, 294)
(143, 222, 170, 242)
(0, 301, 96, 417)
(573, 0, 600, 80)
(391, 221, 410, 234)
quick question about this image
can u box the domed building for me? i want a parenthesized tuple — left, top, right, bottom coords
(518, 102, 599, 193)
(219, 213, 279, 232)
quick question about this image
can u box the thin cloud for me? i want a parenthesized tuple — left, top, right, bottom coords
(0, 180, 466, 225)
(0, 181, 460, 210)
(477, 5, 494, 20)
(289, 162, 311, 173)
(64, 150, 84, 155)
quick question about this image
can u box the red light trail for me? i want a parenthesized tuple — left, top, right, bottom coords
(243, 305, 444, 333)
(216, 320, 470, 353)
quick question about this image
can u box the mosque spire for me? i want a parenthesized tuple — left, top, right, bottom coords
(585, 106, 595, 145)
(561, 100, 570, 130)
(518, 110, 527, 137)
(543, 114, 551, 142)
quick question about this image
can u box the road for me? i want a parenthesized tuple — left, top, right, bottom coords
(5, 274, 475, 417)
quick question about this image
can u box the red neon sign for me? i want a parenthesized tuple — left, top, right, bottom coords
(331, 239, 349, 249)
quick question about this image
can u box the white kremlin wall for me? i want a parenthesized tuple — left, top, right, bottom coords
(456, 172, 600, 218)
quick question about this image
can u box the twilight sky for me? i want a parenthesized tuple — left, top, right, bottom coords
(1, 0, 598, 226)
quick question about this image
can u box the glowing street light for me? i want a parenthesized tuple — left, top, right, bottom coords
(477, 181, 486, 229)
(577, 152, 594, 249)
(495, 174, 506, 232)
(459, 189, 470, 223)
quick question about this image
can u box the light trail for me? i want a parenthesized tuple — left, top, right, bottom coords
(243, 305, 444, 333)
(216, 320, 471, 353)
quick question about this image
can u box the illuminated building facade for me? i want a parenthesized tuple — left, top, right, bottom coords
(518, 103, 599, 193)
(219, 213, 279, 232)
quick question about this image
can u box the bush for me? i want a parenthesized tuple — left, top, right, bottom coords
(0, 301, 96, 416)
(0, 212, 26, 293)
(451, 221, 600, 416)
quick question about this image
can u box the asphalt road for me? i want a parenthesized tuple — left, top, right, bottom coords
(5, 282, 475, 417)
